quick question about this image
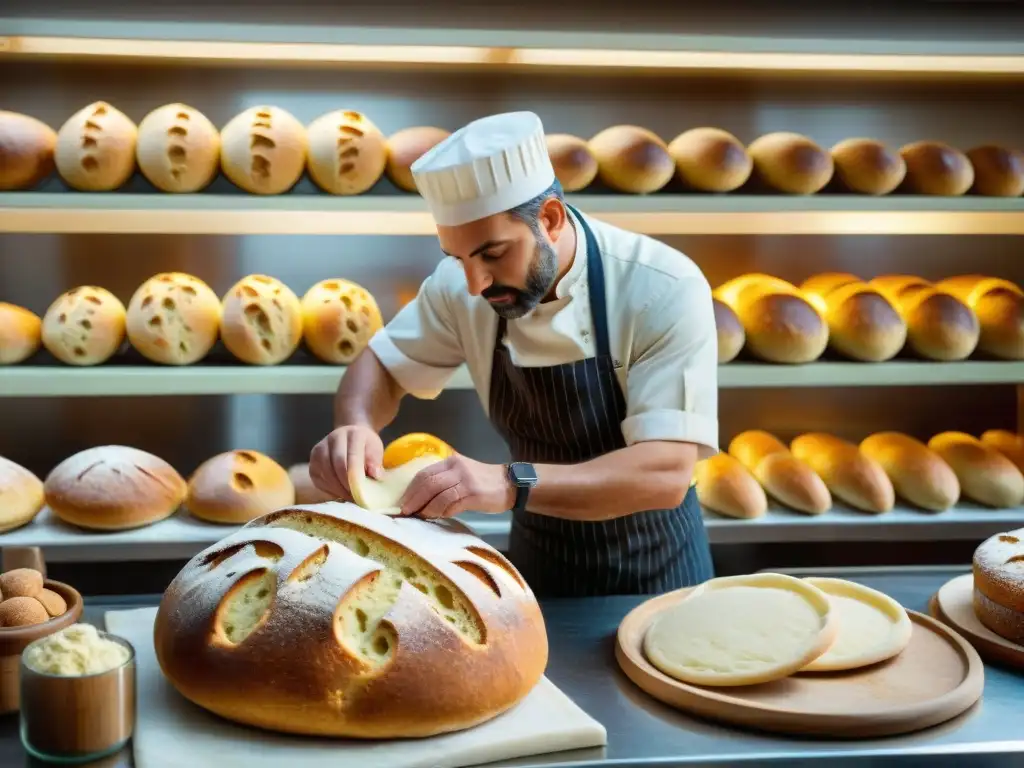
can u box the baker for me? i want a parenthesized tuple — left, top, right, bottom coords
(309, 111, 719, 597)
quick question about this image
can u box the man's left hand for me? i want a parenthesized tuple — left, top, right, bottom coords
(398, 454, 514, 519)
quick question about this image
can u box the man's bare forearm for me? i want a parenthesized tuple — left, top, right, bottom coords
(333, 349, 406, 430)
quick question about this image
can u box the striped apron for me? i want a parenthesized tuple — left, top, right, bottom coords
(489, 206, 715, 597)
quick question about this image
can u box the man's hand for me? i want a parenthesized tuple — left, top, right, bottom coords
(309, 425, 385, 500)
(399, 454, 515, 519)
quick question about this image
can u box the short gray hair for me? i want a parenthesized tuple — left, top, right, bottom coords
(506, 179, 565, 235)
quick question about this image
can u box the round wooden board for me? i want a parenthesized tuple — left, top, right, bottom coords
(616, 586, 985, 738)
(930, 573, 1024, 671)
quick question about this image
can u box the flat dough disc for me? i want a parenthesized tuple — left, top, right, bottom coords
(643, 573, 837, 687)
(801, 577, 913, 672)
(349, 455, 443, 514)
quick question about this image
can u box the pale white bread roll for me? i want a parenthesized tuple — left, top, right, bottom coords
(747, 132, 833, 194)
(714, 274, 828, 364)
(972, 528, 1024, 642)
(980, 429, 1024, 473)
(0, 302, 42, 364)
(307, 109, 387, 196)
(667, 127, 752, 193)
(287, 462, 335, 504)
(155, 501, 546, 737)
(385, 126, 449, 193)
(800, 577, 912, 672)
(728, 430, 831, 515)
(935, 275, 1024, 360)
(870, 275, 979, 361)
(545, 133, 598, 192)
(790, 433, 895, 514)
(830, 138, 906, 195)
(588, 125, 675, 194)
(44, 445, 186, 530)
(712, 298, 744, 363)
(350, 455, 443, 514)
(859, 432, 959, 511)
(220, 106, 307, 195)
(136, 103, 221, 193)
(220, 275, 302, 365)
(801, 276, 906, 362)
(54, 101, 137, 191)
(928, 431, 1024, 508)
(300, 279, 383, 364)
(186, 450, 295, 525)
(643, 573, 837, 687)
(0, 455, 44, 533)
(693, 453, 767, 519)
(0, 111, 57, 190)
(41, 286, 126, 366)
(126, 272, 222, 365)
(899, 141, 974, 196)
(966, 145, 1024, 197)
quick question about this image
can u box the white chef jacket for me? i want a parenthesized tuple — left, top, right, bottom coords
(368, 208, 719, 457)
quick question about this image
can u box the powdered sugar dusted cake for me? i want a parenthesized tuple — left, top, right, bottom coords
(973, 527, 1024, 645)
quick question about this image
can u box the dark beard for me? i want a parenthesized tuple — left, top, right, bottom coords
(482, 239, 559, 320)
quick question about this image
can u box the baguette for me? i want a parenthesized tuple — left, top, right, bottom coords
(800, 276, 906, 362)
(869, 275, 979, 361)
(728, 430, 831, 515)
(693, 453, 767, 519)
(979, 429, 1024, 474)
(790, 433, 894, 513)
(927, 431, 1024, 508)
(934, 275, 1024, 360)
(859, 432, 959, 511)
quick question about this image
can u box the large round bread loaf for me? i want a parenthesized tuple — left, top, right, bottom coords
(800, 276, 906, 362)
(790, 433, 894, 514)
(747, 132, 833, 194)
(220, 275, 302, 365)
(935, 275, 1024, 360)
(136, 103, 221, 193)
(859, 432, 959, 511)
(927, 431, 1024, 508)
(307, 110, 387, 196)
(41, 286, 126, 366)
(966, 145, 1024, 197)
(0, 111, 57, 190)
(899, 141, 974, 196)
(0, 302, 42, 364)
(972, 528, 1024, 644)
(830, 138, 905, 195)
(545, 133, 598, 192)
(220, 106, 307, 195)
(187, 450, 295, 524)
(386, 126, 450, 193)
(126, 272, 222, 365)
(301, 279, 383, 364)
(588, 125, 674, 194)
(0, 456, 44, 533)
(55, 101, 137, 191)
(154, 501, 547, 737)
(667, 127, 752, 193)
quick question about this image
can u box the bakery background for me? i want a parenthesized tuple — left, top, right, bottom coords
(3, 0, 1024, 591)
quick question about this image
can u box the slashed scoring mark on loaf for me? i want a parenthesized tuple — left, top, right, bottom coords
(466, 545, 526, 590)
(202, 539, 284, 570)
(219, 568, 276, 644)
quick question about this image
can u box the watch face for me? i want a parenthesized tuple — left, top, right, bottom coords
(510, 462, 538, 485)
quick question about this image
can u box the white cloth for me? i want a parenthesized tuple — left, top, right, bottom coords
(368, 209, 719, 456)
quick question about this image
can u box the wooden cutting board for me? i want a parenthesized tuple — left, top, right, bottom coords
(105, 608, 606, 768)
(931, 573, 1024, 671)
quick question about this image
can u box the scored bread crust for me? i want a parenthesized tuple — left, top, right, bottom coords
(154, 501, 548, 738)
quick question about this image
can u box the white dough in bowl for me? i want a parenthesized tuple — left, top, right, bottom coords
(349, 455, 443, 513)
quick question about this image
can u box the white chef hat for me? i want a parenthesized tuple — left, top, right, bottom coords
(411, 111, 556, 227)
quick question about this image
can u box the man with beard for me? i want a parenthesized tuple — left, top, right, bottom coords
(309, 111, 718, 597)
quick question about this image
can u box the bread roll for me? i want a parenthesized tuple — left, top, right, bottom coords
(667, 127, 752, 193)
(0, 456, 44, 533)
(155, 502, 546, 737)
(545, 133, 598, 192)
(870, 275, 979, 361)
(307, 110, 387, 196)
(0, 111, 57, 190)
(220, 106, 307, 195)
(385, 126, 449, 193)
(588, 125, 674, 194)
(859, 432, 959, 511)
(980, 429, 1024, 473)
(136, 103, 221, 193)
(800, 277, 906, 362)
(126, 273, 222, 365)
(935, 275, 1024, 360)
(0, 596, 49, 627)
(186, 450, 295, 524)
(799, 272, 861, 298)
(928, 431, 1024, 508)
(830, 138, 906, 195)
(728, 430, 831, 515)
(693, 453, 767, 519)
(973, 528, 1024, 639)
(747, 132, 833, 194)
(714, 274, 828, 364)
(301, 279, 383, 364)
(220, 275, 302, 365)
(713, 298, 745, 363)
(44, 445, 186, 530)
(287, 463, 335, 504)
(41, 286, 126, 366)
(790, 433, 895, 513)
(0, 302, 42, 364)
(966, 145, 1024, 197)
(899, 141, 974, 196)
(0, 568, 42, 598)
(54, 101, 137, 191)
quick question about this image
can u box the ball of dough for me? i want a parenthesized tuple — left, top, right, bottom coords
(41, 286, 126, 366)
(830, 138, 906, 195)
(545, 133, 598, 192)
(0, 596, 49, 627)
(713, 298, 745, 363)
(54, 101, 137, 191)
(126, 272, 222, 365)
(0, 568, 43, 599)
(899, 141, 974, 196)
(0, 456, 44, 533)
(0, 111, 57, 190)
(0, 302, 42, 364)
(36, 588, 67, 617)
(307, 109, 387, 195)
(385, 126, 450, 193)
(667, 127, 752, 193)
(220, 275, 302, 365)
(301, 279, 383, 364)
(220, 106, 307, 195)
(588, 125, 674, 194)
(287, 463, 335, 504)
(136, 103, 221, 193)
(966, 145, 1024, 197)
(186, 450, 295, 525)
(748, 132, 834, 194)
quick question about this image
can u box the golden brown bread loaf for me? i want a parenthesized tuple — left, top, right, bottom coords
(790, 433, 894, 514)
(712, 298, 744, 363)
(136, 103, 221, 193)
(747, 132, 833, 194)
(588, 125, 674, 194)
(980, 429, 1024, 473)
(972, 528, 1024, 643)
(307, 110, 387, 196)
(36, 588, 67, 617)
(829, 138, 906, 195)
(126, 273, 222, 365)
(859, 432, 959, 511)
(385, 126, 450, 193)
(0, 568, 42, 598)
(693, 453, 767, 519)
(0, 596, 49, 627)
(44, 445, 187, 530)
(667, 128, 752, 193)
(800, 275, 906, 362)
(870, 275, 979, 361)
(154, 501, 547, 737)
(0, 302, 42, 364)
(41, 286, 126, 366)
(966, 145, 1024, 197)
(545, 133, 598, 192)
(220, 106, 307, 195)
(301, 279, 383, 365)
(54, 101, 137, 191)
(0, 456, 44, 533)
(927, 432, 1024, 508)
(186, 450, 295, 525)
(935, 275, 1024, 360)
(220, 275, 303, 365)
(728, 430, 831, 514)
(899, 141, 974, 196)
(288, 463, 335, 504)
(0, 111, 57, 190)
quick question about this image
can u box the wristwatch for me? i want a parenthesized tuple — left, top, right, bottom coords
(506, 462, 538, 514)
